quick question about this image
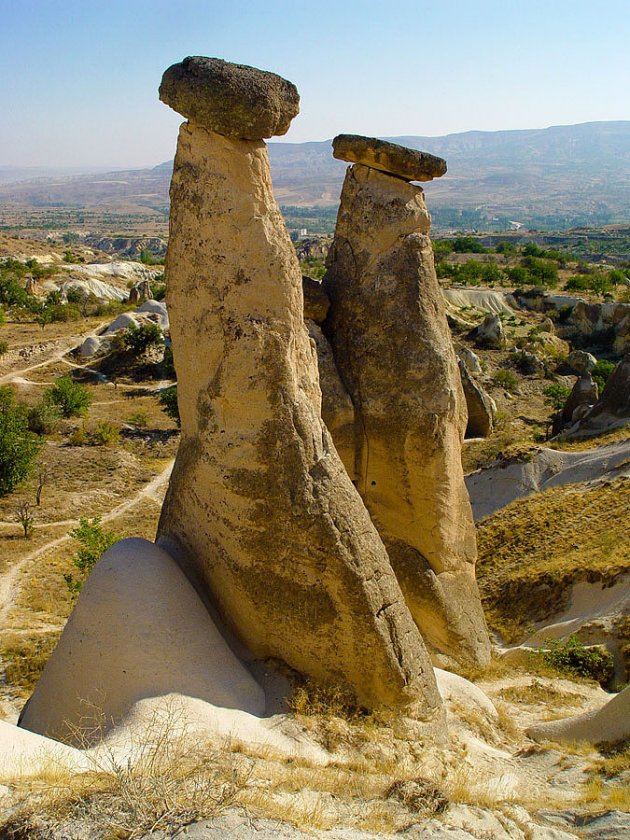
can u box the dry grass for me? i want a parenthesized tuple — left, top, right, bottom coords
(476, 477, 630, 641)
(580, 776, 630, 810)
(592, 738, 630, 778)
(1, 706, 250, 840)
(499, 680, 584, 707)
(1, 632, 60, 696)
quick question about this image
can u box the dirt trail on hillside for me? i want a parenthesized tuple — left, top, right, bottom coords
(0, 461, 174, 632)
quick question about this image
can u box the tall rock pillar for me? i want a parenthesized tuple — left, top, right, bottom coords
(157, 59, 442, 718)
(323, 136, 491, 667)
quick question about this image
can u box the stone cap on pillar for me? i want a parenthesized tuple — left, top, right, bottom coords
(159, 56, 300, 140)
(332, 134, 447, 182)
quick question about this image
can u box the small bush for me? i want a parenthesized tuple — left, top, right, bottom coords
(159, 385, 180, 426)
(64, 516, 118, 597)
(543, 383, 572, 410)
(0, 339, 8, 357)
(162, 344, 176, 378)
(592, 359, 616, 393)
(535, 634, 614, 685)
(68, 425, 87, 446)
(28, 399, 62, 435)
(126, 411, 149, 428)
(492, 369, 520, 393)
(46, 375, 91, 418)
(91, 421, 120, 446)
(122, 321, 164, 356)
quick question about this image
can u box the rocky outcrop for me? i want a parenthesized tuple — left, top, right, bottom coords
(567, 349, 597, 375)
(323, 154, 490, 667)
(302, 276, 329, 324)
(159, 56, 300, 139)
(562, 375, 599, 425)
(156, 61, 442, 717)
(528, 684, 630, 744)
(458, 360, 496, 438)
(20, 539, 266, 744)
(571, 354, 630, 433)
(474, 314, 505, 349)
(333, 135, 447, 182)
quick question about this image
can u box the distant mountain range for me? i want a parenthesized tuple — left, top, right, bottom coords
(2, 121, 630, 230)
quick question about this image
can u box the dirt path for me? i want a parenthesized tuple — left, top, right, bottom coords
(0, 460, 174, 632)
(0, 323, 109, 386)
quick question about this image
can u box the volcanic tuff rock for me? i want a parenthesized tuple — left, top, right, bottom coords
(561, 374, 599, 426)
(159, 56, 300, 139)
(323, 162, 491, 667)
(475, 313, 505, 349)
(332, 134, 447, 182)
(302, 275, 330, 323)
(156, 64, 442, 717)
(458, 360, 496, 438)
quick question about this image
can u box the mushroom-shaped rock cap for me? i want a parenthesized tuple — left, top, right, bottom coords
(159, 56, 300, 139)
(332, 134, 447, 182)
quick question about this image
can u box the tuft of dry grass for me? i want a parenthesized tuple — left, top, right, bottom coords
(498, 680, 584, 708)
(1, 707, 251, 840)
(1, 633, 60, 696)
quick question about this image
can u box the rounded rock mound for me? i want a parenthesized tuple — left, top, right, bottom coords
(332, 134, 447, 182)
(159, 56, 300, 139)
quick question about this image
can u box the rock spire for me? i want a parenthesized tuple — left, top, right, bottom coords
(156, 59, 443, 718)
(321, 136, 491, 667)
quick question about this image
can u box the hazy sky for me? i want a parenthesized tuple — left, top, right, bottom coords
(1, 0, 629, 168)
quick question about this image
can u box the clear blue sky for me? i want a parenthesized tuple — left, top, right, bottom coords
(1, 0, 629, 168)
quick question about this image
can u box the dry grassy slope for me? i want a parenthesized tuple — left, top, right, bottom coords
(476, 477, 630, 641)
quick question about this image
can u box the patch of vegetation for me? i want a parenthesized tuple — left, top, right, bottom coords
(122, 322, 164, 356)
(63, 516, 119, 597)
(492, 368, 520, 393)
(46, 375, 91, 418)
(1, 633, 60, 694)
(499, 679, 583, 707)
(159, 385, 180, 426)
(477, 478, 630, 642)
(532, 635, 614, 685)
(592, 358, 616, 393)
(543, 382, 572, 410)
(0, 386, 43, 495)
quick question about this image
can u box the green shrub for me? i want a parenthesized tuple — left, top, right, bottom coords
(592, 359, 616, 394)
(126, 411, 149, 428)
(493, 369, 520, 393)
(495, 242, 517, 256)
(46, 376, 91, 418)
(535, 634, 614, 685)
(64, 516, 118, 597)
(0, 390, 42, 495)
(27, 399, 62, 435)
(122, 321, 164, 356)
(0, 339, 8, 357)
(452, 236, 488, 254)
(91, 420, 120, 446)
(543, 383, 572, 410)
(162, 344, 176, 378)
(159, 385, 180, 426)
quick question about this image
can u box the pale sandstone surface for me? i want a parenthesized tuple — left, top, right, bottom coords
(332, 135, 447, 182)
(0, 720, 91, 778)
(322, 164, 490, 667)
(19, 539, 266, 745)
(159, 56, 299, 139)
(528, 684, 630, 743)
(156, 122, 442, 718)
(306, 319, 356, 478)
(575, 353, 630, 432)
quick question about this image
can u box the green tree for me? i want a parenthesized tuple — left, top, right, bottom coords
(46, 376, 91, 418)
(0, 388, 42, 495)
